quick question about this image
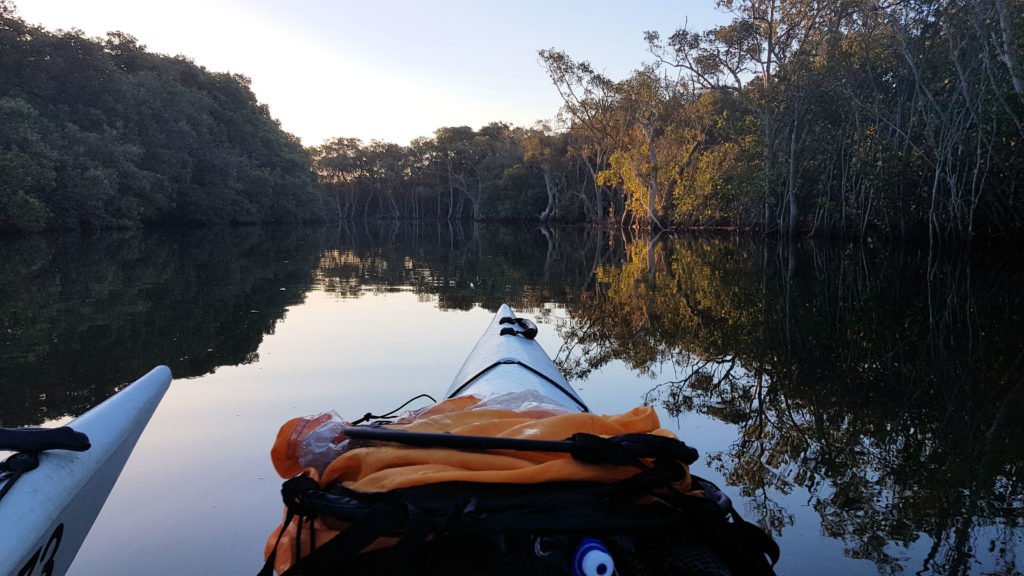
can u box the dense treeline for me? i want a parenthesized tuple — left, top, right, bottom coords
(3, 1, 1021, 239)
(631, 0, 1024, 239)
(311, 0, 1023, 240)
(309, 124, 591, 224)
(0, 4, 324, 232)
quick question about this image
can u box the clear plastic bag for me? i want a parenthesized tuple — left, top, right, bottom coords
(290, 392, 571, 473)
(294, 411, 350, 474)
(472, 390, 574, 416)
(392, 391, 572, 424)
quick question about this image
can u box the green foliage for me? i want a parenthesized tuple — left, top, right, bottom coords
(0, 97, 56, 231)
(309, 124, 553, 222)
(537, 0, 1024, 238)
(483, 164, 547, 220)
(0, 10, 323, 232)
(311, 0, 1024, 237)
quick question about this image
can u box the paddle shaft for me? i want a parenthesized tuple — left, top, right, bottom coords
(342, 425, 699, 465)
(343, 425, 577, 453)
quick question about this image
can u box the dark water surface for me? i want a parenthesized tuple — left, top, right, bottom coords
(1, 223, 1021, 575)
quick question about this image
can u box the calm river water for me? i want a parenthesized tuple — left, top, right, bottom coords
(1, 222, 1021, 575)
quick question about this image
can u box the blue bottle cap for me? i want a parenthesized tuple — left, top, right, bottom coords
(572, 537, 614, 576)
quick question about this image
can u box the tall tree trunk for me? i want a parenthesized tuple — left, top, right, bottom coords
(581, 156, 605, 222)
(447, 179, 455, 220)
(540, 169, 556, 221)
(642, 122, 663, 230)
(786, 119, 800, 237)
(994, 0, 1024, 102)
(765, 0, 776, 88)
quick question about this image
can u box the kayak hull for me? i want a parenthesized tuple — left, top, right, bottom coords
(445, 304, 587, 412)
(0, 365, 172, 576)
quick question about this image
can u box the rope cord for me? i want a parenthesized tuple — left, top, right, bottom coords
(350, 393, 437, 426)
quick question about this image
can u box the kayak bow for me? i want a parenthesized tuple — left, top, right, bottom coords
(0, 366, 172, 576)
(445, 303, 587, 412)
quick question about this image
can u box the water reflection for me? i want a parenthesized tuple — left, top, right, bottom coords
(0, 226, 321, 427)
(3, 222, 1020, 574)
(556, 236, 1024, 575)
(310, 224, 1024, 573)
(315, 221, 610, 311)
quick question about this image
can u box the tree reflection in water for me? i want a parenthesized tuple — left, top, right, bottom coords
(308, 222, 1024, 573)
(5, 222, 1018, 574)
(0, 226, 321, 427)
(555, 234, 1023, 575)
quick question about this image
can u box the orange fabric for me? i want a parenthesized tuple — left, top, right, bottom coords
(265, 515, 340, 574)
(321, 404, 672, 491)
(270, 413, 335, 478)
(266, 400, 686, 575)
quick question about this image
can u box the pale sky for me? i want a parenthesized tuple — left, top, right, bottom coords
(14, 1, 728, 146)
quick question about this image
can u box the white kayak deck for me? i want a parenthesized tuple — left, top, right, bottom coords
(0, 365, 172, 576)
(445, 304, 587, 413)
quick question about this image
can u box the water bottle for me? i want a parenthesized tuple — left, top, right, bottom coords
(572, 537, 614, 576)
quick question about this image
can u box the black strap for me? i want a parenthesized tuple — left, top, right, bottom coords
(282, 500, 419, 575)
(0, 426, 91, 453)
(262, 468, 779, 576)
(303, 460, 692, 530)
(736, 515, 781, 567)
(711, 508, 780, 574)
(263, 476, 430, 576)
(258, 474, 324, 576)
(342, 427, 698, 467)
(566, 432, 644, 467)
(0, 429, 92, 504)
(257, 508, 293, 576)
(675, 475, 779, 574)
(577, 432, 700, 466)
(0, 452, 40, 503)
